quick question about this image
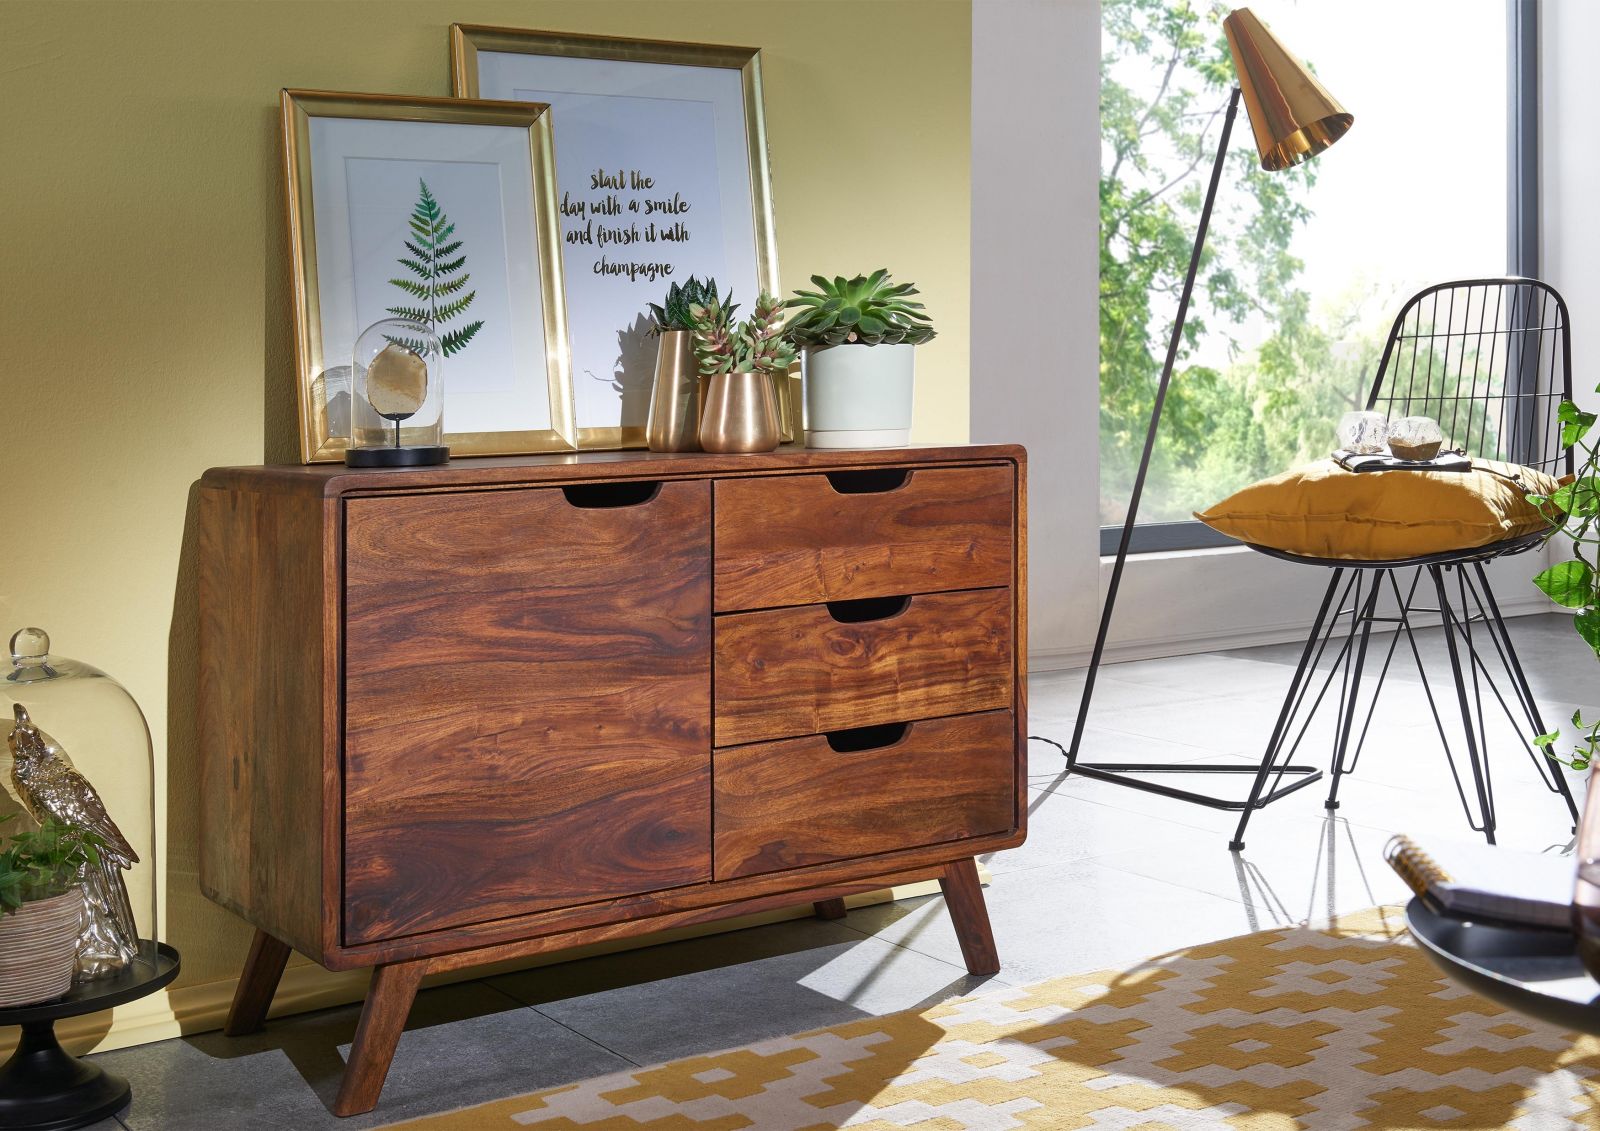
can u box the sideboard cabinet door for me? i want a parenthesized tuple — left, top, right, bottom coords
(341, 481, 712, 945)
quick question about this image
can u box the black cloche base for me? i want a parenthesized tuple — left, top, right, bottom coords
(344, 445, 450, 467)
(0, 942, 180, 1130)
(0, 1023, 130, 1131)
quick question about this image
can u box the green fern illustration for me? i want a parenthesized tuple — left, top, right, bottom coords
(387, 180, 484, 357)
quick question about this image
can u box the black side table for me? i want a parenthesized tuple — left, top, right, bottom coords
(1407, 898, 1600, 1035)
(0, 941, 180, 1130)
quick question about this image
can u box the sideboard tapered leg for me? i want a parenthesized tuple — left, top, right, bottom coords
(333, 960, 426, 1118)
(940, 858, 999, 976)
(224, 930, 292, 1037)
(813, 898, 848, 920)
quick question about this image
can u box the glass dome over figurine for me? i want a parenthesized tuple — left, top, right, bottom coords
(0, 628, 178, 1128)
(347, 318, 448, 467)
(1, 628, 158, 982)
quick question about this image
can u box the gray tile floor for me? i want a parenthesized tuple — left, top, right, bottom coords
(80, 612, 1595, 1129)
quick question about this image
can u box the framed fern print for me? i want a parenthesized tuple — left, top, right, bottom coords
(281, 90, 575, 462)
(450, 26, 793, 449)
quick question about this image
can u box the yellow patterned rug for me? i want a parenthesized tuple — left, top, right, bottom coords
(388, 907, 1600, 1129)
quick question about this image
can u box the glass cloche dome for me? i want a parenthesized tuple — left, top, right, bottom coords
(0, 627, 160, 981)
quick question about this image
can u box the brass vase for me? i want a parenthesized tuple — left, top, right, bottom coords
(700, 370, 780, 453)
(645, 330, 701, 452)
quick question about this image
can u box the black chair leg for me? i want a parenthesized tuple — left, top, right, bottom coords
(1229, 569, 1346, 852)
(1325, 572, 1385, 813)
(1431, 565, 1497, 845)
(1472, 562, 1580, 830)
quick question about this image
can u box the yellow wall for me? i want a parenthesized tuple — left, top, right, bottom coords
(1, 0, 970, 1037)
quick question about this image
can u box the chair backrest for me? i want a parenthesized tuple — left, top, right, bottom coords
(1365, 278, 1574, 476)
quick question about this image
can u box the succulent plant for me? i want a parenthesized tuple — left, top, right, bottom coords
(648, 276, 735, 334)
(784, 269, 936, 349)
(690, 291, 797, 377)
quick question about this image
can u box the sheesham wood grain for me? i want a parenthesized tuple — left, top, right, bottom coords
(714, 466, 1014, 610)
(198, 485, 333, 961)
(223, 929, 293, 1036)
(714, 711, 1017, 880)
(420, 866, 947, 974)
(341, 481, 713, 944)
(199, 445, 1027, 498)
(196, 451, 1029, 971)
(1012, 458, 1030, 833)
(333, 961, 425, 1117)
(714, 588, 1013, 746)
(940, 858, 1000, 976)
(325, 828, 1026, 969)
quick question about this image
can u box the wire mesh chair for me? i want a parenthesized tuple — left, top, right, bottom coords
(1227, 278, 1580, 851)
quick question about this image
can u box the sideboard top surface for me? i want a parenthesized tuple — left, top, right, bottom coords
(200, 443, 1027, 497)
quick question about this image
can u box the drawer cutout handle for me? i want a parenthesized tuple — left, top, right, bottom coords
(825, 468, 911, 494)
(561, 481, 661, 509)
(825, 722, 911, 753)
(825, 595, 911, 623)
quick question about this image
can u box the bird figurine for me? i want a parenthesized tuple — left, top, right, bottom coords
(6, 703, 139, 978)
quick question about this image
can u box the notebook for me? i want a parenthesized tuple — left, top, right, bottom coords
(1385, 834, 1574, 930)
(1333, 450, 1472, 474)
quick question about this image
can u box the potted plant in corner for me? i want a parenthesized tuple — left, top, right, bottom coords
(1527, 390, 1600, 975)
(645, 277, 733, 452)
(785, 269, 936, 448)
(691, 291, 795, 453)
(0, 817, 100, 1007)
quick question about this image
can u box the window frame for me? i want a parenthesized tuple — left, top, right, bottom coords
(1100, 0, 1537, 557)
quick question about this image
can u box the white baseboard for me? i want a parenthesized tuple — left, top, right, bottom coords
(2, 873, 987, 1056)
(1029, 594, 1562, 673)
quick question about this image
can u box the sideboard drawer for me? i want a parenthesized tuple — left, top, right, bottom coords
(713, 710, 1017, 880)
(342, 481, 713, 944)
(714, 588, 1013, 746)
(713, 465, 1014, 611)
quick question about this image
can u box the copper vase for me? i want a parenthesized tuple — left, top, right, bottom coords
(700, 370, 780, 453)
(645, 330, 701, 452)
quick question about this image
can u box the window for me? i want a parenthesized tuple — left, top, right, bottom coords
(1099, 0, 1522, 552)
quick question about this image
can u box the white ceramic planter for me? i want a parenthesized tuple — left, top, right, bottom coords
(803, 342, 914, 448)
(0, 889, 84, 1007)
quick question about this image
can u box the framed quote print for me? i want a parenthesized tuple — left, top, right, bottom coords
(281, 89, 575, 462)
(450, 25, 793, 449)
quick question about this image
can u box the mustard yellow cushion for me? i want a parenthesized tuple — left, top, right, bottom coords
(1194, 458, 1559, 561)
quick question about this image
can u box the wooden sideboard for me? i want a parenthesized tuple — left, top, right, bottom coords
(197, 444, 1027, 1116)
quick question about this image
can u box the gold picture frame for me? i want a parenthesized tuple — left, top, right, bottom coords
(282, 89, 576, 462)
(450, 25, 795, 449)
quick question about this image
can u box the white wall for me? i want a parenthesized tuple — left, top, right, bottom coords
(1543, 0, 1600, 416)
(973, 0, 1559, 672)
(970, 0, 1101, 665)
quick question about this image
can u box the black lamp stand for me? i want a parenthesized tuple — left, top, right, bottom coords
(1053, 84, 1324, 814)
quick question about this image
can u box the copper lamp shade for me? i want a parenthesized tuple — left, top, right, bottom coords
(1224, 7, 1353, 171)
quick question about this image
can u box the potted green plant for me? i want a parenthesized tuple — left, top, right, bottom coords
(1528, 392, 1600, 968)
(1527, 393, 1600, 771)
(690, 291, 795, 453)
(784, 269, 936, 448)
(0, 817, 100, 1007)
(645, 277, 733, 452)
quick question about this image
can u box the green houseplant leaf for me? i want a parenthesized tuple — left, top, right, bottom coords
(1559, 401, 1598, 448)
(387, 180, 485, 358)
(0, 817, 103, 917)
(1533, 560, 1594, 608)
(1531, 386, 1600, 769)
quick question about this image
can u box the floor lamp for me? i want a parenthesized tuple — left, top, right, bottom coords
(1061, 8, 1355, 809)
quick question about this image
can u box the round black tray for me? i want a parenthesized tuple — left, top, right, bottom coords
(1407, 898, 1600, 1036)
(0, 941, 180, 1131)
